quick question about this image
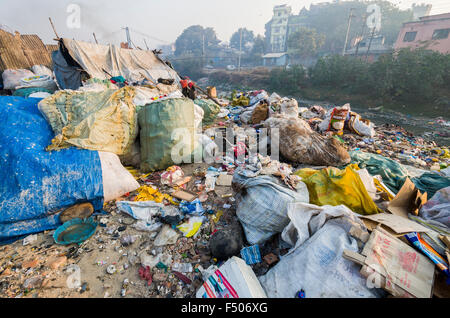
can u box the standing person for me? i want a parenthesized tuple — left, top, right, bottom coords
(180, 77, 196, 100)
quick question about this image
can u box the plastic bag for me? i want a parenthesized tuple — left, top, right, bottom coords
(2, 69, 34, 90)
(153, 225, 180, 246)
(31, 65, 54, 78)
(134, 185, 177, 205)
(280, 98, 299, 118)
(348, 112, 375, 137)
(160, 166, 184, 186)
(319, 103, 350, 135)
(240, 109, 253, 124)
(419, 186, 450, 228)
(116, 200, 164, 223)
(177, 216, 204, 237)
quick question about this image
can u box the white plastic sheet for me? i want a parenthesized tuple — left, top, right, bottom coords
(258, 202, 383, 298)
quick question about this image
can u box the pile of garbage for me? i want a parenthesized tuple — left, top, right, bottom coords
(1, 59, 449, 299)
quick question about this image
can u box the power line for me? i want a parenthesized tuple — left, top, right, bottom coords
(128, 27, 170, 44)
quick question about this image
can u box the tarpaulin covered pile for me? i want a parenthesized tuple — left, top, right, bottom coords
(0, 96, 104, 244)
(54, 39, 180, 90)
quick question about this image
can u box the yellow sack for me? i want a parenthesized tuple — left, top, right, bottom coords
(39, 86, 137, 155)
(294, 164, 381, 215)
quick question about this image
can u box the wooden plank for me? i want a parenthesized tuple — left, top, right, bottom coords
(343, 249, 366, 266)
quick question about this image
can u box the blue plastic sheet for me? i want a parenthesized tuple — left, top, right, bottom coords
(0, 96, 103, 244)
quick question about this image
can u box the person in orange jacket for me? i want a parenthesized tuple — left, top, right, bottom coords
(180, 77, 196, 100)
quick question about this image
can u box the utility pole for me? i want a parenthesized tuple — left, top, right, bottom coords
(202, 33, 205, 67)
(365, 27, 376, 62)
(143, 39, 149, 50)
(48, 17, 60, 40)
(354, 14, 367, 58)
(92, 32, 98, 44)
(342, 8, 355, 56)
(238, 28, 243, 72)
(123, 27, 132, 49)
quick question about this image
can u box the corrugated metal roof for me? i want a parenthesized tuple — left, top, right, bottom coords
(0, 29, 54, 72)
(262, 52, 288, 59)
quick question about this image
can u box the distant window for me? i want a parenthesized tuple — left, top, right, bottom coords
(403, 31, 417, 42)
(432, 28, 450, 40)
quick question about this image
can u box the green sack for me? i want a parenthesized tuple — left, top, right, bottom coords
(194, 99, 221, 126)
(411, 173, 450, 198)
(350, 150, 408, 194)
(139, 98, 198, 172)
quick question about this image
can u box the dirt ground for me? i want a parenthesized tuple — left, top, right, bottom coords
(0, 160, 242, 298)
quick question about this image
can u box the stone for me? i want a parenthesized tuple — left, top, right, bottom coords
(153, 272, 168, 282)
(48, 256, 67, 270)
(60, 202, 94, 223)
(23, 276, 43, 289)
(209, 228, 243, 261)
(22, 258, 40, 269)
(0, 268, 11, 277)
(263, 253, 279, 265)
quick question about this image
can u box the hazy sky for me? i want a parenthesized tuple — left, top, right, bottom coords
(1, 0, 449, 49)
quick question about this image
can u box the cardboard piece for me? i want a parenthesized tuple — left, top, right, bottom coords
(173, 176, 192, 187)
(360, 227, 435, 298)
(387, 178, 427, 218)
(439, 235, 450, 250)
(216, 174, 233, 186)
(171, 190, 197, 202)
(360, 213, 430, 234)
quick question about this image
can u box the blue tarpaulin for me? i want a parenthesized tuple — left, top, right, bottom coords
(0, 96, 104, 244)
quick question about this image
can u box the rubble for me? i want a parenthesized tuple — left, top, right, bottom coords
(0, 39, 449, 300)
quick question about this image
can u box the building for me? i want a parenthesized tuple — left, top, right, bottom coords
(0, 29, 54, 72)
(412, 3, 432, 21)
(394, 12, 450, 54)
(345, 35, 393, 62)
(265, 5, 292, 53)
(264, 3, 333, 54)
(262, 52, 289, 67)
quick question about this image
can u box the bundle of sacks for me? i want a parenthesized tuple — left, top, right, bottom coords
(2, 65, 58, 97)
(264, 114, 351, 166)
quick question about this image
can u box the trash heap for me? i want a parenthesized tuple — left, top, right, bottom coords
(1, 59, 449, 299)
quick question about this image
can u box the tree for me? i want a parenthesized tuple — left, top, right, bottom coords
(300, 0, 413, 54)
(287, 28, 325, 59)
(243, 35, 266, 65)
(175, 25, 220, 56)
(251, 35, 266, 56)
(230, 28, 254, 51)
